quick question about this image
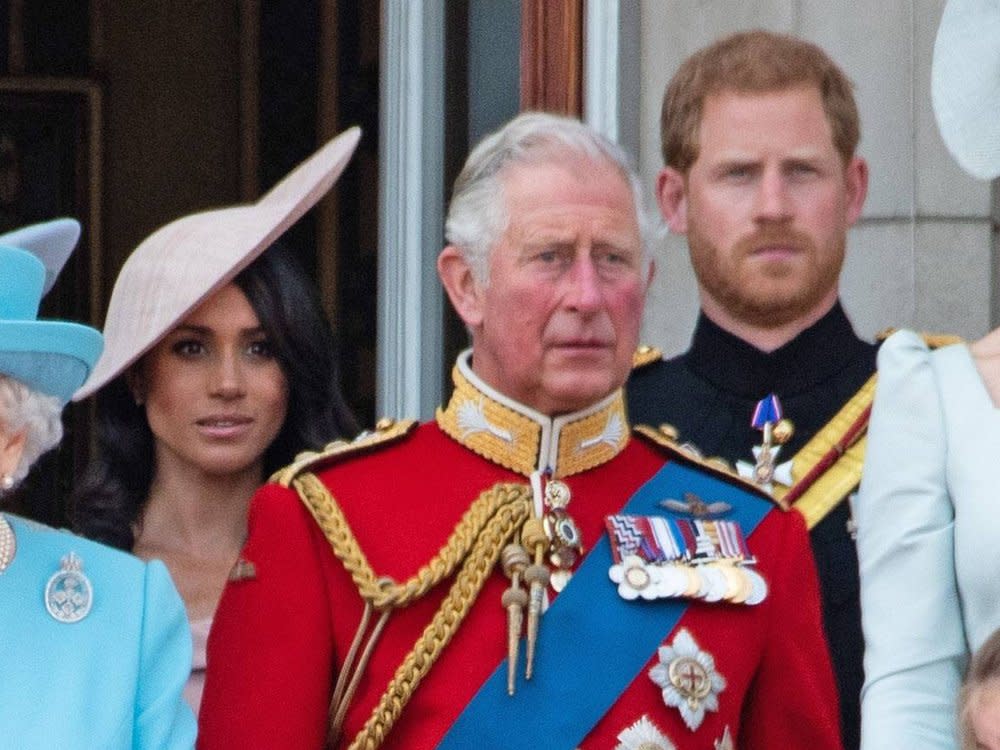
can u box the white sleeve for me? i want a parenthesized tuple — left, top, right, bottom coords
(857, 330, 966, 750)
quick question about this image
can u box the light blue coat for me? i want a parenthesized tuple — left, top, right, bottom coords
(0, 514, 196, 749)
(858, 330, 1000, 749)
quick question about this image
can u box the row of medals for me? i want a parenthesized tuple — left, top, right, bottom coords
(620, 554, 767, 605)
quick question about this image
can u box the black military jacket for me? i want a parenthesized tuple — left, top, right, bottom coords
(626, 302, 876, 750)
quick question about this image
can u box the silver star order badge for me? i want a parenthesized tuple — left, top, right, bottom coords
(614, 715, 677, 750)
(649, 628, 726, 731)
(715, 726, 735, 750)
(45, 551, 93, 624)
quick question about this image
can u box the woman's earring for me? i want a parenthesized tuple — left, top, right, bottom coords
(1, 474, 14, 491)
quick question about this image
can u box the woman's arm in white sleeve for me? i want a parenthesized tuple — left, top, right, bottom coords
(857, 330, 966, 750)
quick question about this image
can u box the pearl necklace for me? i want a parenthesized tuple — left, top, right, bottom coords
(0, 514, 15, 573)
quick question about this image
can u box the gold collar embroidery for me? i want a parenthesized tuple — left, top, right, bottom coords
(436, 350, 629, 478)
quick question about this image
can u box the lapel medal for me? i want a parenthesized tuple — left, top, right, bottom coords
(45, 551, 93, 623)
(649, 628, 726, 731)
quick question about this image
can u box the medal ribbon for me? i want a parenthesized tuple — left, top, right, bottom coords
(436, 460, 774, 750)
(751, 393, 782, 429)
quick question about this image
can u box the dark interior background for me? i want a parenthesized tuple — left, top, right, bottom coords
(2, 0, 380, 525)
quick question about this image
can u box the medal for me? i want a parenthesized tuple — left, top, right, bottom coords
(649, 628, 726, 731)
(541, 478, 583, 592)
(698, 565, 727, 602)
(609, 555, 662, 601)
(743, 567, 768, 605)
(45, 551, 93, 623)
(750, 394, 794, 485)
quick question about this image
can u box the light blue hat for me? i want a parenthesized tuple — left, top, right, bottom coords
(0, 219, 104, 405)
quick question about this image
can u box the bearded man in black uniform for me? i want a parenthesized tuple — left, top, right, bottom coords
(627, 30, 873, 750)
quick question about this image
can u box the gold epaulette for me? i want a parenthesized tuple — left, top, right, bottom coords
(876, 328, 963, 349)
(271, 417, 417, 487)
(632, 344, 663, 369)
(633, 424, 783, 507)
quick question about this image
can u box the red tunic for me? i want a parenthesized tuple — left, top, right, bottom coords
(199, 420, 840, 750)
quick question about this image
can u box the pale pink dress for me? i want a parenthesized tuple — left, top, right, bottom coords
(184, 617, 212, 716)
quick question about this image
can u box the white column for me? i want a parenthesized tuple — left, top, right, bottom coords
(584, 0, 640, 160)
(377, 0, 445, 421)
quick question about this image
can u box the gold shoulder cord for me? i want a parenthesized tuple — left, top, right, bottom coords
(293, 473, 533, 750)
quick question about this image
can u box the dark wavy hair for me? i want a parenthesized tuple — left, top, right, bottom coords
(72, 244, 358, 550)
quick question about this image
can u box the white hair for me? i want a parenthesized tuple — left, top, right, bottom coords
(445, 111, 654, 283)
(0, 374, 64, 486)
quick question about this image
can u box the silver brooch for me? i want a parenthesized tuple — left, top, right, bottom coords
(45, 551, 93, 623)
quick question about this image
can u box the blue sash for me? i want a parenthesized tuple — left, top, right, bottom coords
(437, 460, 773, 749)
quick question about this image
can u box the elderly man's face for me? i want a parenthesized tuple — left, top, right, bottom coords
(445, 158, 649, 415)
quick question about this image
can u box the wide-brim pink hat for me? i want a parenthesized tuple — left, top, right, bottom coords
(74, 126, 361, 401)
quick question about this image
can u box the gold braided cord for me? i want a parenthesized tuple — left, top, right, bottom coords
(294, 474, 533, 610)
(347, 493, 533, 750)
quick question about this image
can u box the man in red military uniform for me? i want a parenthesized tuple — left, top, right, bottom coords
(199, 112, 841, 750)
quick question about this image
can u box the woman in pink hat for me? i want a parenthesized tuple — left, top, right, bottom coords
(72, 128, 361, 716)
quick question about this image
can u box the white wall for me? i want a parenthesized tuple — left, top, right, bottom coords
(636, 0, 996, 356)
